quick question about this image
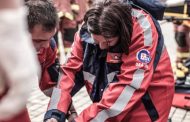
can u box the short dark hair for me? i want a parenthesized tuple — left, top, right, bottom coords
(25, 0, 58, 32)
(84, 0, 133, 54)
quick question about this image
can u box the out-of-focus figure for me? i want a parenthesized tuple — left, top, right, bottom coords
(164, 0, 190, 62)
(53, 0, 87, 54)
(25, 0, 78, 121)
(0, 0, 40, 122)
(164, 0, 190, 110)
(165, 0, 190, 62)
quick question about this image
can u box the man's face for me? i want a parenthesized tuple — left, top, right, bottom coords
(31, 24, 56, 54)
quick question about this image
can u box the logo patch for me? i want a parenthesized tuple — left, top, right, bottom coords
(136, 49, 151, 63)
(106, 52, 122, 63)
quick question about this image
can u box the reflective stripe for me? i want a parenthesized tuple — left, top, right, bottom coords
(83, 71, 96, 84)
(48, 68, 65, 110)
(91, 69, 145, 122)
(48, 87, 61, 110)
(162, 44, 165, 53)
(130, 69, 145, 89)
(132, 9, 152, 46)
(57, 70, 63, 88)
(107, 71, 118, 83)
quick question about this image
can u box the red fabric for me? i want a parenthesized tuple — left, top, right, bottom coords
(0, 74, 30, 122)
(0, 89, 30, 122)
(172, 93, 190, 109)
(39, 45, 58, 91)
(0, 109, 30, 122)
(48, 9, 174, 121)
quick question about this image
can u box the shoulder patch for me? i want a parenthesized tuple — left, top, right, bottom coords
(136, 49, 151, 63)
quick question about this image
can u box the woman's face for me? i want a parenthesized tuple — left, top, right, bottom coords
(91, 34, 119, 50)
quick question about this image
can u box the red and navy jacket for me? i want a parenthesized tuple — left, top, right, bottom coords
(38, 38, 60, 93)
(44, 8, 174, 122)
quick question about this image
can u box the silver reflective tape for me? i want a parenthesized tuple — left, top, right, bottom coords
(107, 71, 118, 83)
(83, 71, 96, 84)
(91, 69, 145, 122)
(132, 9, 152, 46)
(48, 87, 61, 110)
(57, 70, 63, 88)
(130, 69, 145, 89)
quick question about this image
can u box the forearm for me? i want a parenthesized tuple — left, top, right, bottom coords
(44, 34, 84, 122)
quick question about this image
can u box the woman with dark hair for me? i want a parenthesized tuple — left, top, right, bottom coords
(84, 0, 133, 54)
(45, 0, 175, 122)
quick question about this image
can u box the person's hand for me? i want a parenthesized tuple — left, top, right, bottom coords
(46, 118, 58, 122)
(67, 112, 77, 122)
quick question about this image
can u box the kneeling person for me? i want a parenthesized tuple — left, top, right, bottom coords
(25, 0, 77, 121)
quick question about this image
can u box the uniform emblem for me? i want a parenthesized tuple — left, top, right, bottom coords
(107, 53, 122, 63)
(136, 49, 151, 63)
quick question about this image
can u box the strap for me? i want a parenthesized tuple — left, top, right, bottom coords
(153, 18, 164, 70)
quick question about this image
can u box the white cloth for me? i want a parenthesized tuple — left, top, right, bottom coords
(0, 7, 40, 120)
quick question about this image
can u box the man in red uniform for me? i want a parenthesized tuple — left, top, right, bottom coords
(0, 0, 39, 122)
(44, 0, 175, 122)
(26, 0, 77, 121)
(25, 0, 59, 94)
(22, 0, 59, 96)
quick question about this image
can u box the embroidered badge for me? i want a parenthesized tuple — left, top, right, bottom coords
(136, 49, 151, 64)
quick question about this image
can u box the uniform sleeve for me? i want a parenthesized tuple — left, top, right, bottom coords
(44, 33, 84, 122)
(75, 9, 159, 122)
